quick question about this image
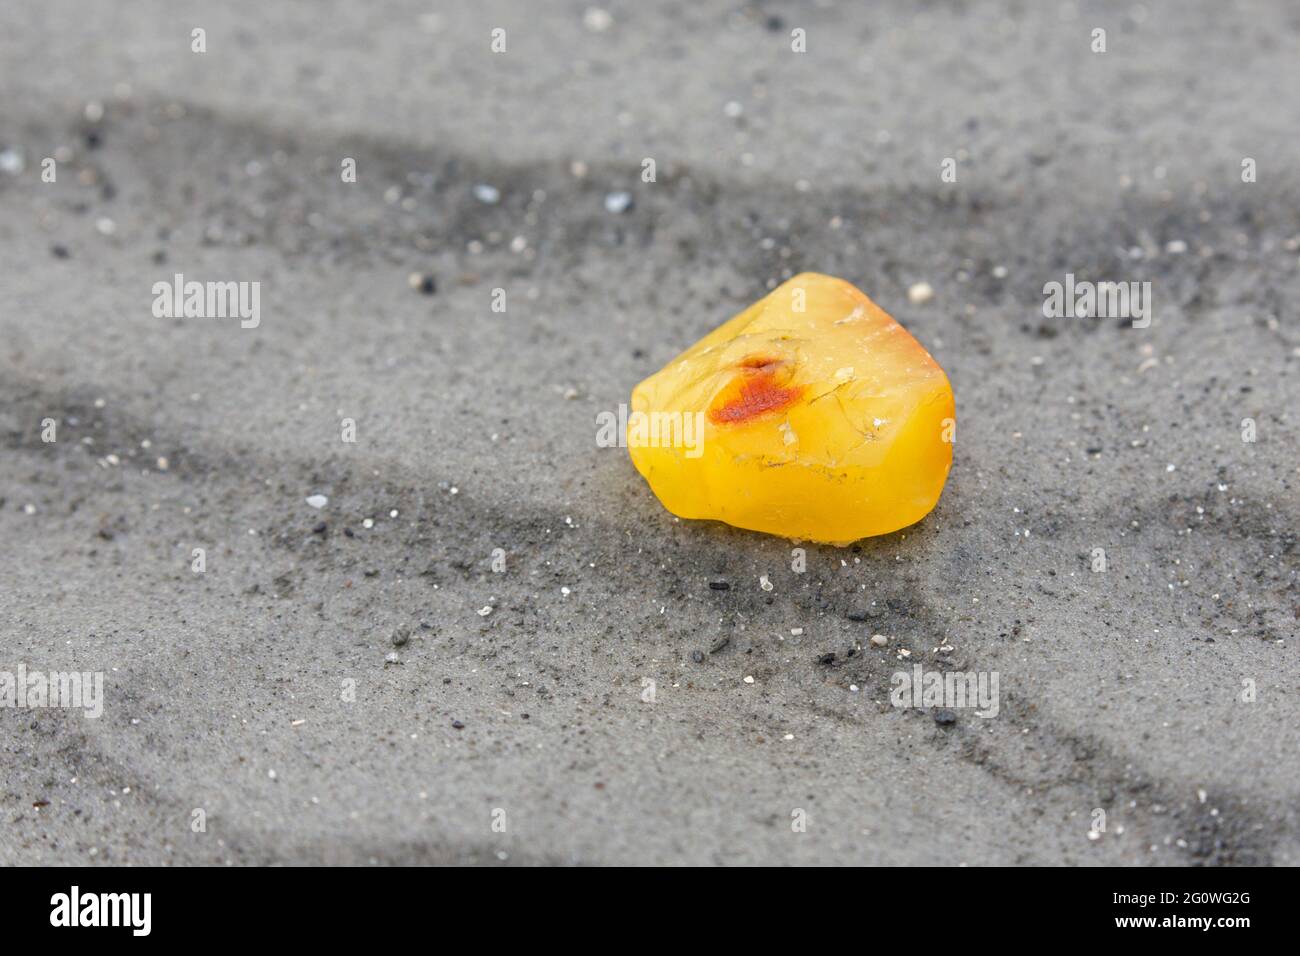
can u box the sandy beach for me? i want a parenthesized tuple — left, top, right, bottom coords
(1, 0, 1297, 865)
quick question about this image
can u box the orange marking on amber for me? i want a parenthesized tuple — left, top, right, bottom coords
(708, 358, 803, 424)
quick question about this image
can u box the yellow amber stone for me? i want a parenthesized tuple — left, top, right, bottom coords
(628, 273, 954, 545)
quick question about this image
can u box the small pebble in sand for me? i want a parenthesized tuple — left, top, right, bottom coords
(743, 675, 755, 684)
(392, 627, 410, 647)
(870, 634, 888, 647)
(477, 606, 493, 616)
(759, 574, 773, 591)
(408, 272, 437, 295)
(306, 494, 328, 508)
(604, 191, 633, 214)
(0, 148, 23, 175)
(907, 282, 934, 305)
(583, 8, 613, 32)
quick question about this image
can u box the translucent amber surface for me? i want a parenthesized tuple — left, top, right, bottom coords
(629, 273, 954, 545)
